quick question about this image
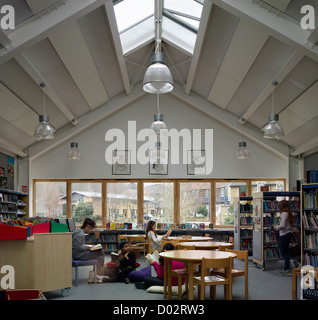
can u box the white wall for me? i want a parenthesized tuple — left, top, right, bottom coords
(30, 94, 288, 180)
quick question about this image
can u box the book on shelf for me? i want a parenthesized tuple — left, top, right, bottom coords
(240, 216, 253, 225)
(304, 233, 318, 249)
(263, 201, 279, 211)
(303, 212, 318, 229)
(306, 170, 318, 183)
(240, 203, 253, 212)
(303, 190, 318, 209)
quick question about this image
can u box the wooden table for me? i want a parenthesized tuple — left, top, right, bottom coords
(159, 250, 237, 300)
(178, 241, 233, 250)
(167, 236, 213, 242)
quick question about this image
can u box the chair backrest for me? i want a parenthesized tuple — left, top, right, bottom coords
(225, 248, 248, 261)
(147, 237, 153, 254)
(130, 236, 146, 243)
(118, 234, 128, 243)
(181, 235, 192, 239)
(229, 236, 234, 244)
(201, 256, 232, 270)
(218, 245, 226, 251)
(182, 245, 195, 250)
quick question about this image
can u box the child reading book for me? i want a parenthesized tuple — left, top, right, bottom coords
(102, 241, 136, 284)
(145, 220, 172, 251)
(135, 243, 185, 289)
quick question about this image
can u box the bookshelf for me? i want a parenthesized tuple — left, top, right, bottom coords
(301, 183, 318, 267)
(252, 191, 301, 270)
(234, 197, 253, 256)
(0, 188, 29, 221)
(86, 229, 234, 253)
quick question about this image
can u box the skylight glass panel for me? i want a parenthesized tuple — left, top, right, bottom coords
(114, 0, 154, 33)
(164, 0, 203, 30)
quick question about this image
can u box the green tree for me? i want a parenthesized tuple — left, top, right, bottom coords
(73, 202, 94, 224)
(196, 205, 208, 217)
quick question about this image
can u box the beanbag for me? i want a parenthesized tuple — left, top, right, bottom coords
(128, 266, 151, 282)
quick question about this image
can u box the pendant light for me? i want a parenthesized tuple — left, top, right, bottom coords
(264, 81, 284, 139)
(150, 141, 167, 166)
(236, 141, 250, 159)
(143, 5, 173, 95)
(151, 94, 167, 136)
(34, 82, 55, 140)
(67, 142, 81, 160)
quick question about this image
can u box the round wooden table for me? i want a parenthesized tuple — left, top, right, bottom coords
(159, 250, 237, 300)
(178, 241, 233, 250)
(167, 236, 213, 242)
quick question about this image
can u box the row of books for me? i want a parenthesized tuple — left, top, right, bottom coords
(289, 201, 300, 211)
(0, 192, 18, 203)
(264, 248, 281, 260)
(303, 253, 318, 268)
(0, 213, 17, 220)
(105, 222, 133, 230)
(303, 212, 318, 229)
(240, 228, 252, 238)
(303, 190, 318, 209)
(99, 234, 118, 242)
(263, 201, 279, 211)
(240, 203, 253, 213)
(264, 216, 280, 226)
(102, 243, 118, 251)
(264, 230, 278, 243)
(306, 170, 318, 183)
(240, 216, 253, 225)
(304, 233, 318, 249)
(0, 203, 16, 213)
(213, 234, 230, 242)
(240, 239, 252, 251)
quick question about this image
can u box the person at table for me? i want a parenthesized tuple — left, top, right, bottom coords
(135, 243, 185, 289)
(72, 217, 104, 283)
(145, 220, 172, 251)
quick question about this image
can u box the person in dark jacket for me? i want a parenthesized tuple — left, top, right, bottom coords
(72, 218, 104, 283)
(102, 241, 136, 284)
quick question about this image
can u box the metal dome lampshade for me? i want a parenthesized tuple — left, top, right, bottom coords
(34, 114, 55, 140)
(68, 142, 81, 160)
(143, 52, 174, 94)
(236, 141, 250, 159)
(263, 114, 284, 139)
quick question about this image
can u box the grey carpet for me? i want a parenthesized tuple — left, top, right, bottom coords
(44, 254, 298, 300)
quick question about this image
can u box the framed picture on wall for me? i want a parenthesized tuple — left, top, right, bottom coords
(149, 150, 169, 175)
(0, 177, 7, 189)
(0, 167, 5, 177)
(187, 150, 206, 175)
(112, 150, 131, 175)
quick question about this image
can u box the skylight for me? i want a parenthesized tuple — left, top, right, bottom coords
(113, 0, 204, 55)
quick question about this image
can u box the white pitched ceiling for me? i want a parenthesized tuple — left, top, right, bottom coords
(0, 0, 317, 158)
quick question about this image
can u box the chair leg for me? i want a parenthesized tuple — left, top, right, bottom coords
(93, 264, 97, 284)
(178, 276, 182, 300)
(245, 276, 248, 300)
(200, 283, 205, 301)
(210, 285, 216, 300)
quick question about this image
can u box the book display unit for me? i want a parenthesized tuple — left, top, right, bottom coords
(234, 197, 253, 255)
(252, 191, 301, 270)
(0, 188, 29, 220)
(301, 183, 318, 267)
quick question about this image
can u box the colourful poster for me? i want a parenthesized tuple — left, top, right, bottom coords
(7, 156, 14, 177)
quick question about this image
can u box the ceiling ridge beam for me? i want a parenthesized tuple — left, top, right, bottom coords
(0, 136, 27, 157)
(185, 1, 213, 94)
(104, 1, 131, 95)
(239, 50, 304, 124)
(28, 82, 146, 160)
(15, 53, 79, 126)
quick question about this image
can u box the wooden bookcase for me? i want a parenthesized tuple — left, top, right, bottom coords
(252, 191, 301, 270)
(234, 197, 253, 255)
(0, 188, 29, 220)
(301, 183, 318, 267)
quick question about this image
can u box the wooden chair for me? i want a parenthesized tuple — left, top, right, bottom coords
(205, 233, 213, 239)
(147, 237, 154, 254)
(130, 236, 147, 262)
(211, 248, 249, 299)
(193, 256, 233, 300)
(117, 234, 128, 249)
(171, 245, 200, 300)
(181, 235, 192, 240)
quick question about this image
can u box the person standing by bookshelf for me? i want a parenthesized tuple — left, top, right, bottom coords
(274, 200, 294, 276)
(72, 217, 104, 283)
(145, 220, 172, 251)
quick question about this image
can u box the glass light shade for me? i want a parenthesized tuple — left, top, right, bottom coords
(151, 113, 166, 136)
(33, 115, 54, 139)
(68, 142, 81, 160)
(150, 142, 167, 164)
(143, 52, 174, 94)
(236, 142, 250, 159)
(264, 114, 284, 139)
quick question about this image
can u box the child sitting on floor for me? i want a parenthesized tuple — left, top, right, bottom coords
(135, 243, 185, 289)
(102, 241, 136, 284)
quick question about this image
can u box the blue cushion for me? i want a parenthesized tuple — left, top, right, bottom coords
(72, 259, 98, 267)
(128, 266, 151, 282)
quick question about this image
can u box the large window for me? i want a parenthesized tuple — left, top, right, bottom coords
(71, 182, 102, 226)
(215, 182, 248, 225)
(34, 181, 66, 218)
(107, 183, 138, 225)
(143, 183, 174, 223)
(252, 180, 285, 193)
(179, 182, 211, 224)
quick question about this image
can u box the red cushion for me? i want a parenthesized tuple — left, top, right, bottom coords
(106, 261, 116, 269)
(135, 262, 140, 268)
